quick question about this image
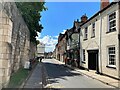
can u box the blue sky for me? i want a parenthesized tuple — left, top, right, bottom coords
(37, 1, 113, 52)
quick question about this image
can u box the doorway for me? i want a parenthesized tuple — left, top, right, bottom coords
(88, 50, 99, 73)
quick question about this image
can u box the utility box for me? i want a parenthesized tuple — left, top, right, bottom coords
(24, 61, 30, 69)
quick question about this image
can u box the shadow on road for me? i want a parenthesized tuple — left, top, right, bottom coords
(43, 62, 82, 84)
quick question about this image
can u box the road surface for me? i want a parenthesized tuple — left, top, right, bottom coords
(42, 59, 113, 88)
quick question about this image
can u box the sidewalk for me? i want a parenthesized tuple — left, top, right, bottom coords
(21, 63, 47, 88)
(52, 59, 120, 88)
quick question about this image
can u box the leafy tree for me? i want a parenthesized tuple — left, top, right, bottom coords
(36, 40, 40, 45)
(16, 2, 47, 43)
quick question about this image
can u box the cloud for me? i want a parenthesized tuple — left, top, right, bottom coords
(36, 32, 41, 40)
(53, 35, 58, 39)
(37, 34, 58, 52)
(61, 29, 66, 34)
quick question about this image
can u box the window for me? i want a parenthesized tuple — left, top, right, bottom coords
(84, 27, 88, 40)
(82, 49, 85, 63)
(108, 46, 116, 67)
(108, 12, 116, 32)
(91, 23, 95, 37)
(83, 49, 85, 62)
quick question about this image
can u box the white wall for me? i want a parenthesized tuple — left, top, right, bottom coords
(80, 3, 119, 78)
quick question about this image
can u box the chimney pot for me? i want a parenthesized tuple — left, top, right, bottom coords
(100, 0, 109, 10)
(81, 14, 88, 23)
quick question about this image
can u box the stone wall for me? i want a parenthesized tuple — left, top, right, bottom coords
(30, 42, 37, 59)
(0, 2, 36, 89)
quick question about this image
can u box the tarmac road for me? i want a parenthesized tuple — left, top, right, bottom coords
(42, 59, 113, 88)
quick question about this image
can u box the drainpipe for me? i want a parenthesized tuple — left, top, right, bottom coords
(118, 1, 120, 83)
(0, 1, 2, 89)
(79, 28, 81, 68)
(99, 13, 102, 74)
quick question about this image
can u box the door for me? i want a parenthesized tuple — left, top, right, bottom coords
(88, 50, 99, 73)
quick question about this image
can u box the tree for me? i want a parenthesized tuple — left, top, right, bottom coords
(36, 40, 40, 45)
(16, 2, 47, 43)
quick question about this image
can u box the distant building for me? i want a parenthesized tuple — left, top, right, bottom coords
(37, 43, 45, 57)
(44, 52, 53, 59)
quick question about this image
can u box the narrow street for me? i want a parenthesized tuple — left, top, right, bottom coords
(43, 59, 113, 88)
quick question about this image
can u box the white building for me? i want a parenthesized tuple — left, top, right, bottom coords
(80, 1, 120, 79)
(37, 42, 45, 57)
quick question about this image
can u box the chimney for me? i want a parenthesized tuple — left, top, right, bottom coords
(100, 0, 109, 10)
(77, 19, 79, 22)
(81, 14, 88, 23)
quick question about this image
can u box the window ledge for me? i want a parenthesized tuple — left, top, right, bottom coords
(106, 30, 116, 34)
(106, 65, 116, 69)
(91, 36, 95, 38)
(83, 39, 88, 41)
(82, 61, 86, 64)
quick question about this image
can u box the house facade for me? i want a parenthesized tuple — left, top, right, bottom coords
(55, 43, 59, 60)
(80, 2, 120, 79)
(65, 16, 87, 67)
(57, 33, 66, 62)
(37, 42, 45, 58)
(60, 34, 67, 63)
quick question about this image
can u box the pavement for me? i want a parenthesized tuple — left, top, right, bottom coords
(20, 59, 120, 88)
(51, 59, 120, 88)
(21, 63, 48, 88)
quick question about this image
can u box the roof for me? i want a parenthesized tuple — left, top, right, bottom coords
(80, 2, 118, 27)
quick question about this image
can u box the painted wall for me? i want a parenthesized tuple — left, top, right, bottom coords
(80, 3, 119, 78)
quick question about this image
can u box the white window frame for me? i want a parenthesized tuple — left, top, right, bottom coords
(108, 11, 116, 32)
(107, 46, 116, 68)
(91, 23, 95, 37)
(82, 49, 85, 62)
(84, 27, 88, 40)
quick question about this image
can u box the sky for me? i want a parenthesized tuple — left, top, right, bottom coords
(37, 1, 113, 52)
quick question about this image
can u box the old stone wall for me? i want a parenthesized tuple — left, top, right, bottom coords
(0, 2, 36, 89)
(30, 42, 37, 59)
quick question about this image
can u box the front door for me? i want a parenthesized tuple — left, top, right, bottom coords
(88, 50, 99, 73)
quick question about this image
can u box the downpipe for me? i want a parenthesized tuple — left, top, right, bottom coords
(118, 1, 120, 88)
(99, 13, 102, 74)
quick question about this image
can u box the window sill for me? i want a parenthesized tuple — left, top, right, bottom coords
(83, 39, 88, 41)
(82, 61, 86, 64)
(91, 36, 95, 38)
(106, 65, 116, 69)
(106, 30, 116, 34)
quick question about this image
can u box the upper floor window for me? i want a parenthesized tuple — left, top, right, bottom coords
(82, 49, 85, 62)
(84, 27, 88, 40)
(91, 23, 95, 37)
(108, 12, 116, 32)
(108, 46, 116, 67)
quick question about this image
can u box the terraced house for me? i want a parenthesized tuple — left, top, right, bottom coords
(80, 1, 120, 79)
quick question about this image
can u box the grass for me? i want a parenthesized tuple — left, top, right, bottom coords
(7, 61, 38, 88)
(7, 68, 30, 88)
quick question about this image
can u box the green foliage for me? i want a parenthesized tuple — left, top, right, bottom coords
(7, 68, 29, 88)
(16, 2, 47, 43)
(36, 40, 40, 45)
(7, 62, 38, 88)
